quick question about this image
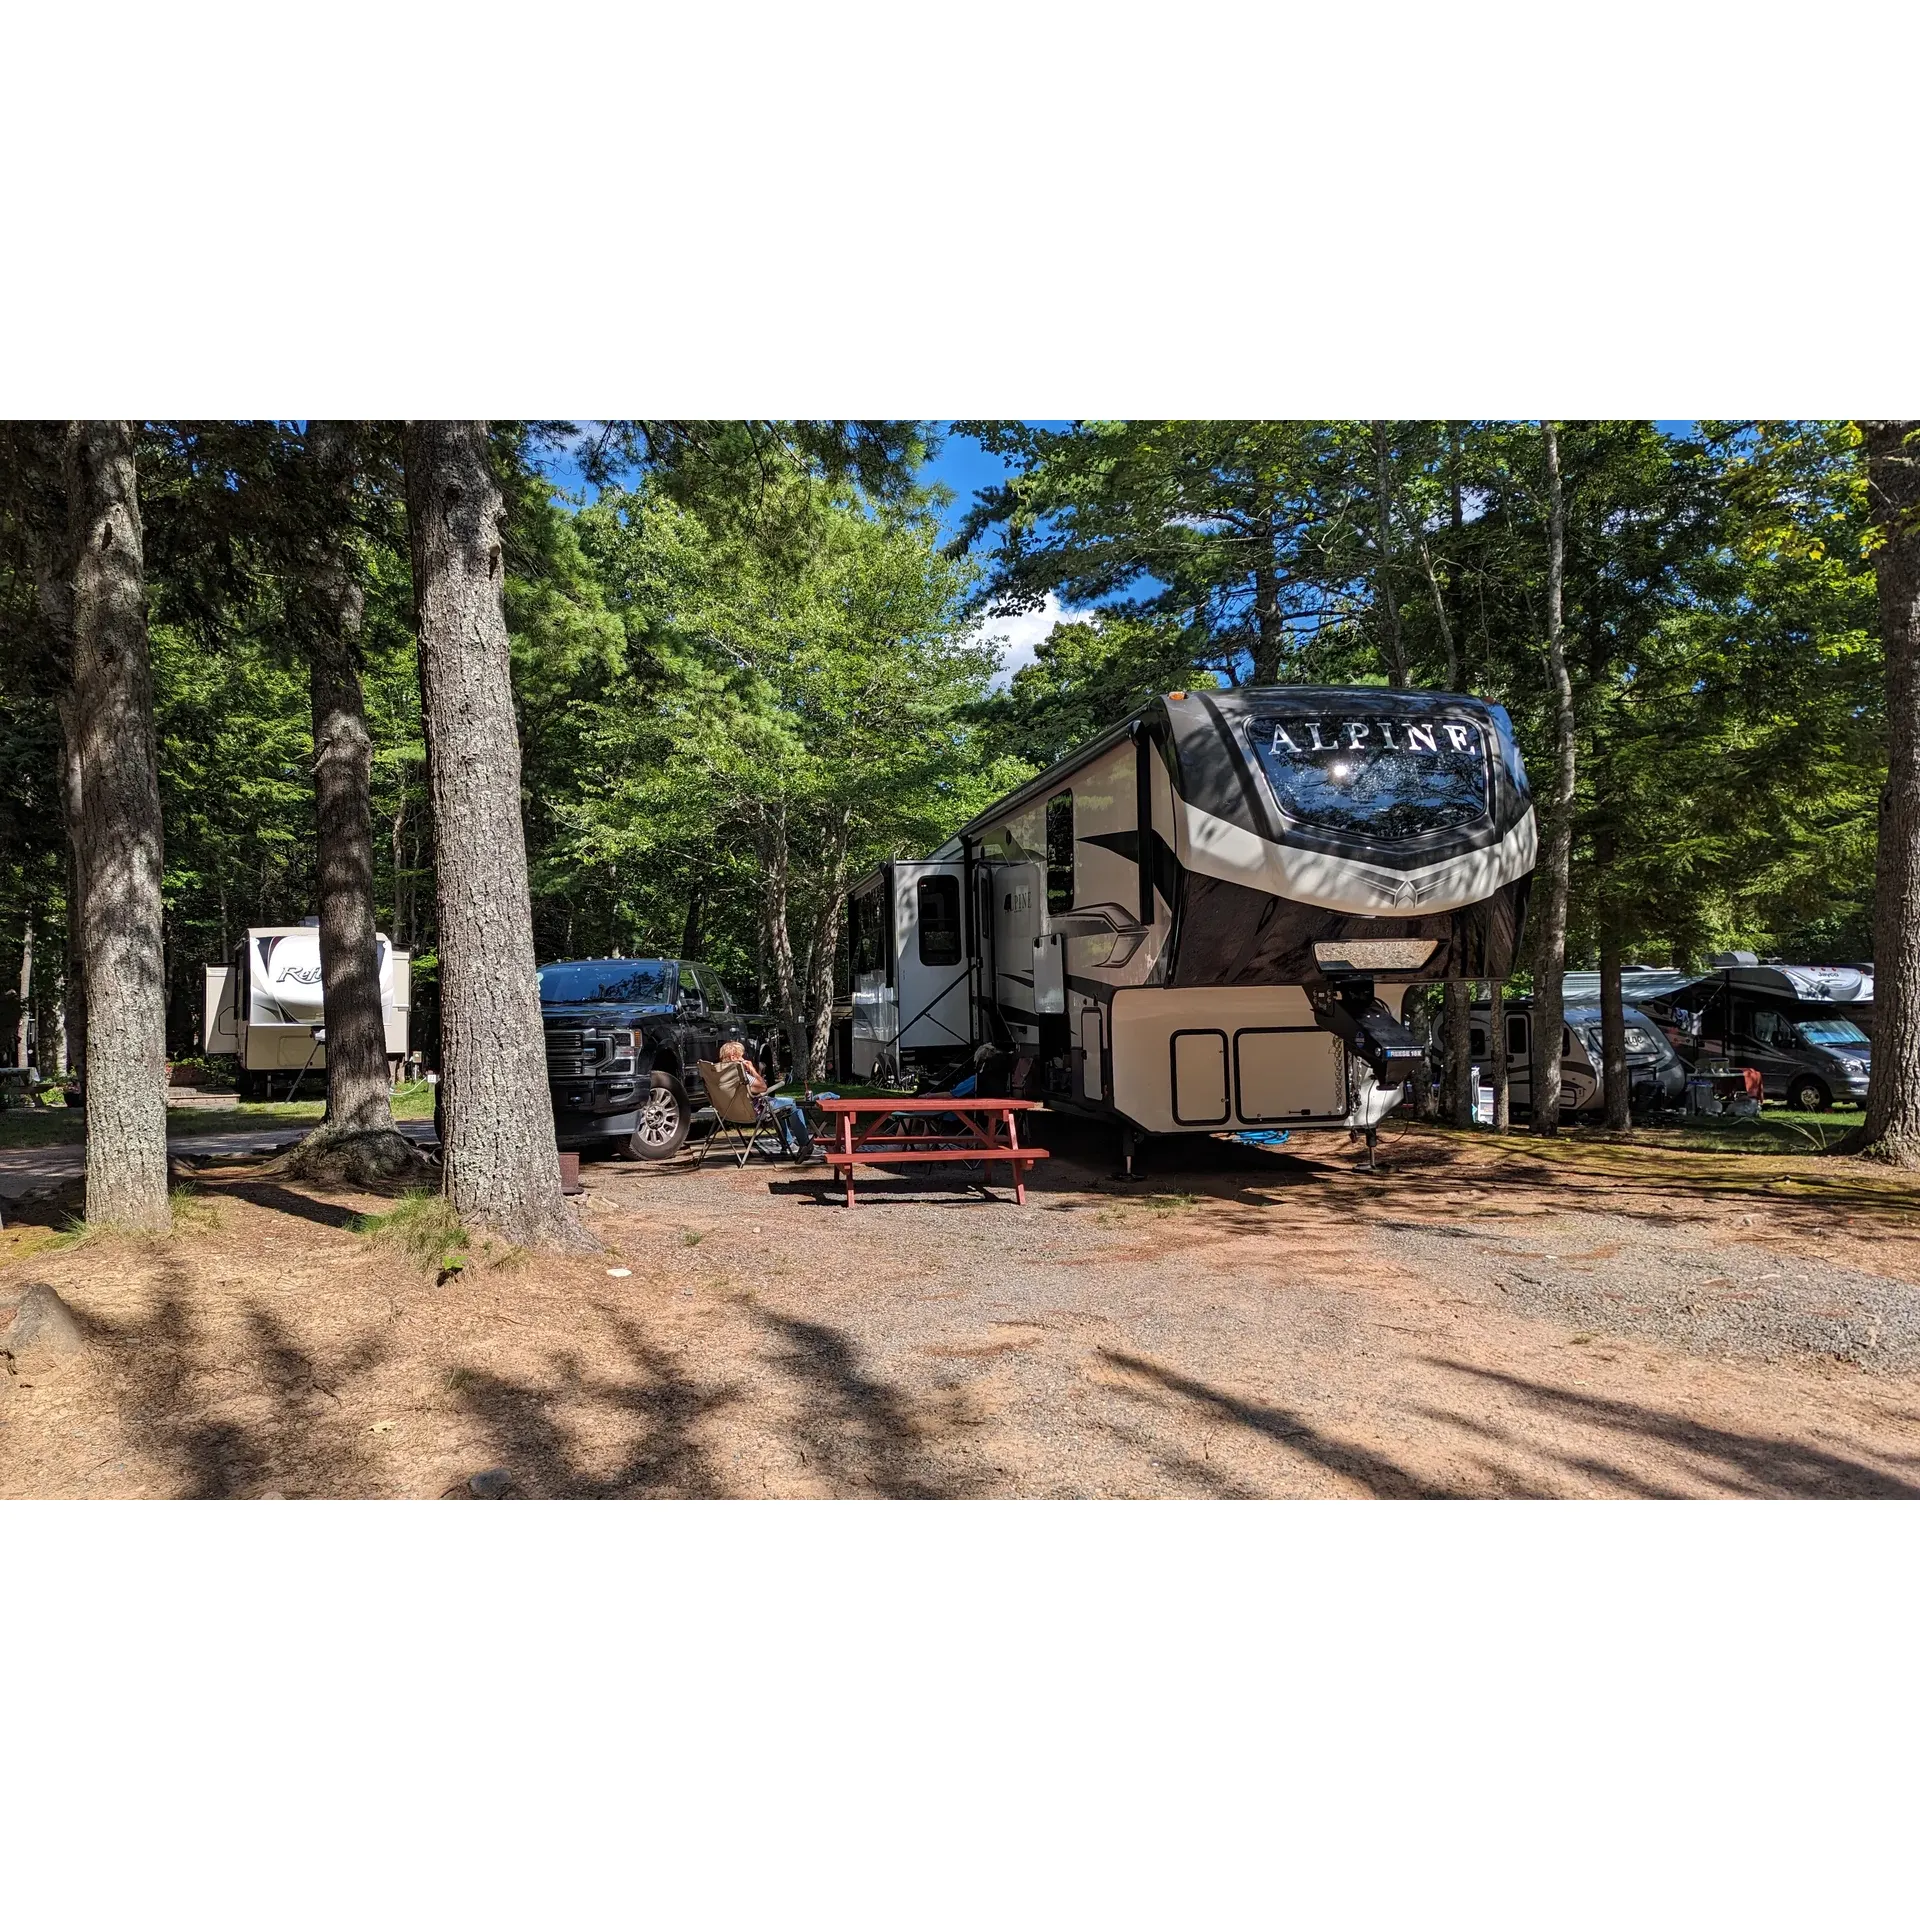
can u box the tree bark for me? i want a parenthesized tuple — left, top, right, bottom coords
(1489, 979, 1510, 1133)
(1370, 421, 1409, 689)
(63, 422, 171, 1228)
(14, 921, 31, 1068)
(757, 805, 805, 1075)
(285, 422, 420, 1183)
(1442, 977, 1473, 1125)
(1250, 509, 1285, 683)
(800, 808, 855, 1082)
(404, 421, 587, 1246)
(1406, 987, 1435, 1119)
(1599, 912, 1631, 1132)
(58, 736, 86, 1106)
(1530, 422, 1576, 1138)
(680, 881, 706, 962)
(1860, 419, 1920, 1166)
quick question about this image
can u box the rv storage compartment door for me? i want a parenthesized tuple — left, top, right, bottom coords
(1171, 1029, 1229, 1126)
(1234, 1027, 1345, 1122)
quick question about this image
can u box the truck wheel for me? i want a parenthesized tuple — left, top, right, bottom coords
(1787, 1075, 1831, 1112)
(621, 1072, 690, 1160)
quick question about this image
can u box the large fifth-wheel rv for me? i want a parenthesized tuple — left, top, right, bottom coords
(847, 687, 1536, 1155)
(204, 923, 412, 1097)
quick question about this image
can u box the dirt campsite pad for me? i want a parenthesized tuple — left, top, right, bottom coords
(4, 1119, 1920, 1499)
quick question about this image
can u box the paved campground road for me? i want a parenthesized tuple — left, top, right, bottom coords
(0, 1120, 439, 1203)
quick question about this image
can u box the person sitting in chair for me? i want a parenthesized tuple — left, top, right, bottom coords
(718, 1039, 815, 1160)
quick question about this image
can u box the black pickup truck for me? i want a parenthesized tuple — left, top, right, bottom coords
(539, 958, 755, 1160)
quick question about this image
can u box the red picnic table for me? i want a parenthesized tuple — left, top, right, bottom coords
(816, 1097, 1049, 1208)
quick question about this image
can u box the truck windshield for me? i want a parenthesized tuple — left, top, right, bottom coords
(538, 961, 675, 1006)
(1248, 714, 1488, 840)
(1796, 1018, 1868, 1047)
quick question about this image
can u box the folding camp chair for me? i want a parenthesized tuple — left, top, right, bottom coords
(696, 1059, 789, 1167)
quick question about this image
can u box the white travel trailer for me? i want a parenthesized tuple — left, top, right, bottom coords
(204, 924, 412, 1097)
(847, 688, 1537, 1160)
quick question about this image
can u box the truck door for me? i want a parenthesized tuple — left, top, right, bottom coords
(693, 965, 744, 1060)
(674, 963, 718, 1100)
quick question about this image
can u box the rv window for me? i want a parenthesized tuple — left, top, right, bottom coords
(1046, 792, 1074, 913)
(852, 889, 887, 977)
(1506, 1014, 1528, 1059)
(1248, 714, 1489, 840)
(1797, 1017, 1868, 1047)
(916, 876, 962, 967)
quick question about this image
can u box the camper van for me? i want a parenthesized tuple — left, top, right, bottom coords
(846, 687, 1536, 1155)
(1563, 960, 1874, 1110)
(1468, 1000, 1685, 1116)
(204, 924, 412, 1097)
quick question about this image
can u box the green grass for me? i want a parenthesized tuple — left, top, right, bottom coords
(352, 1190, 468, 1270)
(1634, 1105, 1866, 1156)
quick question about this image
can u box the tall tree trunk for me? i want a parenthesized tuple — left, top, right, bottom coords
(1489, 979, 1510, 1133)
(14, 921, 31, 1068)
(805, 898, 842, 1084)
(1370, 421, 1409, 689)
(64, 422, 171, 1228)
(404, 421, 586, 1246)
(1250, 510, 1285, 682)
(389, 788, 409, 949)
(1599, 912, 1631, 1132)
(59, 737, 86, 1106)
(680, 881, 705, 962)
(757, 805, 805, 1075)
(1442, 978, 1473, 1124)
(1530, 422, 1576, 1138)
(1860, 419, 1920, 1166)
(286, 422, 418, 1181)
(1406, 987, 1436, 1119)
(801, 809, 855, 1083)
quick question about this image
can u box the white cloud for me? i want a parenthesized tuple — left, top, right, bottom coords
(972, 591, 1096, 692)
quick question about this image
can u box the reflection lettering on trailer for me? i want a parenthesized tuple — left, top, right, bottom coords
(1248, 715, 1489, 841)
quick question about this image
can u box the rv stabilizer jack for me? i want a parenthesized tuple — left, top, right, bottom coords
(1309, 971, 1425, 1089)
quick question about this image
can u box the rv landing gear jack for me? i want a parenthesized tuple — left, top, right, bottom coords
(1112, 1124, 1144, 1182)
(1356, 1126, 1382, 1174)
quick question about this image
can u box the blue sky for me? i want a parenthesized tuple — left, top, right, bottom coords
(535, 420, 1703, 686)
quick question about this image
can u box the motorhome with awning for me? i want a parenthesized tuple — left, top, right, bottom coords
(204, 924, 412, 1097)
(847, 687, 1536, 1153)
(1565, 959, 1874, 1110)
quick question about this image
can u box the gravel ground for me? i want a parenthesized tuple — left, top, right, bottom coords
(1367, 1209, 1920, 1368)
(5, 1116, 1920, 1499)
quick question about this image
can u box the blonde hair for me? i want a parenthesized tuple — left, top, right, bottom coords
(718, 1040, 746, 1063)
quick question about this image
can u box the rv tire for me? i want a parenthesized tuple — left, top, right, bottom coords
(621, 1072, 690, 1160)
(1787, 1075, 1832, 1113)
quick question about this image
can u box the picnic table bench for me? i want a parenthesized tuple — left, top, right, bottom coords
(0, 1067, 53, 1111)
(817, 1096, 1049, 1207)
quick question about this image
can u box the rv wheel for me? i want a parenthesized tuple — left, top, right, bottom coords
(621, 1072, 690, 1160)
(1787, 1075, 1832, 1113)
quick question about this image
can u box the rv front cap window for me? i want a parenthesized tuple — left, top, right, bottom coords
(1248, 714, 1489, 840)
(1797, 1018, 1868, 1047)
(537, 961, 676, 1007)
